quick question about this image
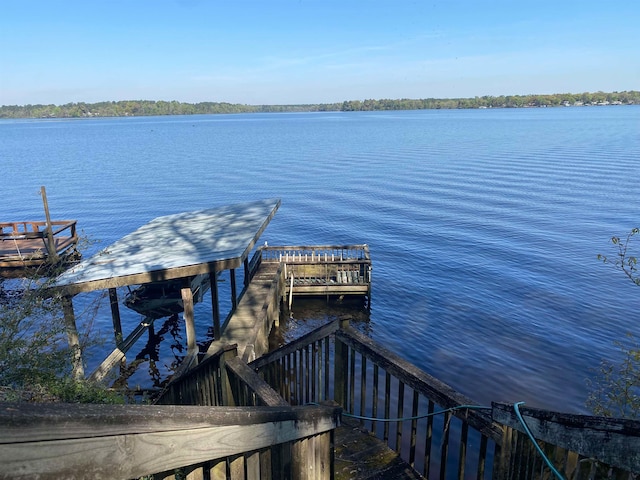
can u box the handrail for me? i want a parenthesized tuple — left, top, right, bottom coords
(251, 316, 501, 479)
(336, 324, 502, 442)
(493, 402, 640, 475)
(251, 319, 341, 369)
(0, 402, 340, 480)
(0, 220, 76, 234)
(251, 317, 640, 478)
(261, 244, 371, 262)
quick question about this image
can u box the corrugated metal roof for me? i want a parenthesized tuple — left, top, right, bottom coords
(52, 198, 280, 295)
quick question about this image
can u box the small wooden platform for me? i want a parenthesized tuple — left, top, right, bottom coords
(0, 220, 79, 274)
(261, 245, 372, 302)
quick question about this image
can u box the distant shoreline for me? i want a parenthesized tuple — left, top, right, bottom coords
(1, 90, 638, 119)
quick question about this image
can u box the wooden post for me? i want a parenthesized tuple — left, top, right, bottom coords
(181, 285, 196, 354)
(108, 288, 123, 346)
(61, 295, 84, 380)
(219, 347, 237, 406)
(333, 317, 350, 407)
(244, 257, 250, 287)
(40, 186, 59, 262)
(209, 272, 220, 339)
(288, 273, 294, 310)
(229, 268, 237, 310)
(367, 265, 372, 311)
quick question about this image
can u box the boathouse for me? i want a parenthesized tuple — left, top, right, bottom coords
(50, 198, 283, 380)
(1, 199, 639, 479)
(49, 198, 372, 381)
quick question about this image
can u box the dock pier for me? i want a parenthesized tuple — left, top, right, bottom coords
(3, 199, 638, 479)
(204, 244, 371, 364)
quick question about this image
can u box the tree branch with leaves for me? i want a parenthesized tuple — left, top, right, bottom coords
(587, 227, 640, 419)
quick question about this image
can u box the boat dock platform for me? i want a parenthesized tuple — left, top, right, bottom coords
(0, 220, 79, 271)
(205, 244, 371, 363)
(0, 187, 79, 277)
(3, 198, 639, 479)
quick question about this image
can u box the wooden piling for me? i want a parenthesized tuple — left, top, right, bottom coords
(61, 295, 84, 380)
(40, 186, 59, 263)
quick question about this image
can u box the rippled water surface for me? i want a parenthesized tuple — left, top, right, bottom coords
(2, 107, 639, 411)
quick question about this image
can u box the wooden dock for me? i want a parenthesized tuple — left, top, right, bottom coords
(204, 245, 372, 363)
(0, 220, 79, 270)
(205, 261, 282, 363)
(261, 245, 371, 304)
(0, 187, 79, 277)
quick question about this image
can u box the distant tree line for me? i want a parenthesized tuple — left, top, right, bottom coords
(1, 90, 638, 119)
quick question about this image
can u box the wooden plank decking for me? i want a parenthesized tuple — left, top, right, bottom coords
(205, 262, 282, 363)
(0, 220, 79, 272)
(335, 417, 424, 479)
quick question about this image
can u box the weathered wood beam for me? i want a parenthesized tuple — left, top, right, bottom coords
(229, 268, 237, 309)
(88, 319, 153, 383)
(40, 186, 59, 262)
(224, 355, 289, 407)
(108, 288, 123, 345)
(0, 403, 340, 480)
(210, 271, 220, 339)
(492, 402, 640, 473)
(181, 286, 196, 354)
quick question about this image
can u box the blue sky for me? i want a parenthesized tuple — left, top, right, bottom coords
(1, 1, 638, 106)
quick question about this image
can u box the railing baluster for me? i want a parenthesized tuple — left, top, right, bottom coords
(324, 336, 330, 401)
(477, 434, 487, 480)
(458, 421, 469, 480)
(360, 355, 367, 424)
(424, 400, 434, 478)
(312, 341, 318, 402)
(304, 344, 310, 404)
(396, 381, 405, 453)
(349, 346, 356, 415)
(372, 364, 379, 436)
(409, 389, 419, 467)
(384, 371, 391, 444)
(440, 410, 451, 480)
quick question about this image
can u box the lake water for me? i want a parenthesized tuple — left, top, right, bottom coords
(2, 107, 639, 413)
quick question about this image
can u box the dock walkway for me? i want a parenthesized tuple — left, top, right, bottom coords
(208, 262, 281, 362)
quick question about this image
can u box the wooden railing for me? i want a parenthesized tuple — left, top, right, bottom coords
(492, 402, 640, 479)
(251, 317, 640, 479)
(251, 317, 501, 479)
(0, 220, 77, 240)
(255, 245, 372, 307)
(0, 219, 78, 268)
(0, 343, 340, 480)
(260, 245, 371, 264)
(152, 343, 339, 479)
(0, 402, 339, 480)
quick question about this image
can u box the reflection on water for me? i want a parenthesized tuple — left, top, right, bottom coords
(113, 313, 217, 392)
(113, 314, 183, 390)
(113, 296, 370, 394)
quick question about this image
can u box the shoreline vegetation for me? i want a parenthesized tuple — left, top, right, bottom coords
(0, 90, 638, 119)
